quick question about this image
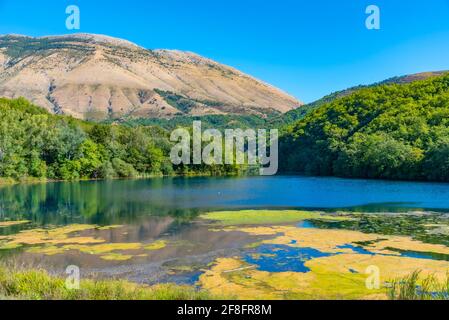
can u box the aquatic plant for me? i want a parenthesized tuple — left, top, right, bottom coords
(201, 210, 351, 226)
(388, 271, 449, 300)
(202, 220, 449, 300)
(144, 240, 167, 251)
(0, 224, 105, 251)
(311, 213, 449, 246)
(198, 257, 385, 300)
(0, 224, 171, 261)
(0, 221, 30, 228)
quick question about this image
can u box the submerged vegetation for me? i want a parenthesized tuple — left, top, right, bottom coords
(311, 213, 449, 246)
(0, 223, 170, 261)
(1, 210, 449, 300)
(199, 210, 449, 300)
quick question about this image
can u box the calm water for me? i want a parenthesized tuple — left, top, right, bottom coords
(2, 176, 449, 284)
(2, 176, 449, 226)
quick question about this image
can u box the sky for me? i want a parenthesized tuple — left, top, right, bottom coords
(0, 0, 449, 103)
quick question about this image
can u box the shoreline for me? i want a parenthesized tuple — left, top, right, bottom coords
(3, 172, 449, 188)
(0, 172, 251, 187)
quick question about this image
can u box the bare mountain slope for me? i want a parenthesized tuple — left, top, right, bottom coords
(0, 34, 302, 120)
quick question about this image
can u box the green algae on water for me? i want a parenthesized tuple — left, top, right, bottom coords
(201, 210, 352, 226)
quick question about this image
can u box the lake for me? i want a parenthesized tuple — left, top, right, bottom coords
(1, 176, 449, 297)
(2, 176, 449, 226)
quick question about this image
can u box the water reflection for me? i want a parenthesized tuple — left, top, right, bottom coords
(2, 176, 449, 228)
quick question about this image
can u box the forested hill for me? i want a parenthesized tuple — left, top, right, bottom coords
(0, 98, 241, 182)
(280, 71, 448, 125)
(279, 73, 449, 182)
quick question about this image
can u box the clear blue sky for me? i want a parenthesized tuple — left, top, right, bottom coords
(1, 0, 449, 103)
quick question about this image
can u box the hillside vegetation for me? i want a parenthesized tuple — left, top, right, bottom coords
(281, 71, 448, 126)
(280, 73, 449, 181)
(0, 98, 240, 182)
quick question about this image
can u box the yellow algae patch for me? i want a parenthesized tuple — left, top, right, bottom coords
(201, 210, 351, 226)
(0, 224, 104, 247)
(144, 240, 167, 251)
(232, 226, 380, 254)
(100, 253, 134, 261)
(366, 237, 449, 256)
(0, 220, 30, 228)
(264, 228, 381, 253)
(63, 243, 142, 255)
(1, 223, 170, 259)
(306, 254, 449, 285)
(96, 225, 124, 231)
(200, 253, 449, 300)
(26, 242, 144, 258)
(223, 225, 449, 257)
(200, 258, 278, 300)
(244, 241, 264, 249)
(199, 257, 383, 300)
(26, 245, 66, 256)
(226, 226, 283, 236)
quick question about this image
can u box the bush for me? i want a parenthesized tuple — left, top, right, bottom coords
(112, 158, 138, 178)
(99, 161, 116, 179)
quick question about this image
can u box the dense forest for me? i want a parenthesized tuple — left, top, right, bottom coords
(0, 98, 242, 182)
(2, 73, 449, 183)
(110, 113, 274, 131)
(280, 73, 449, 181)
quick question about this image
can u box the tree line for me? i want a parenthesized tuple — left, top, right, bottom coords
(0, 98, 241, 181)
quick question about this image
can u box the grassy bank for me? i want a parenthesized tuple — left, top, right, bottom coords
(2, 265, 449, 300)
(0, 265, 224, 300)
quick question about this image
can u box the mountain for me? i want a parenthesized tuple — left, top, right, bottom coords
(0, 34, 301, 121)
(280, 73, 449, 181)
(282, 71, 448, 124)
